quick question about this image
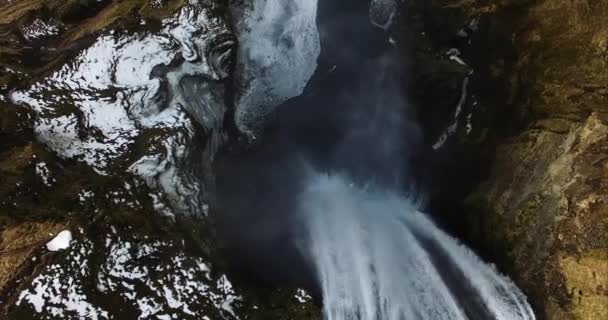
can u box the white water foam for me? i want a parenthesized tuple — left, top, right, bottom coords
(298, 173, 535, 320)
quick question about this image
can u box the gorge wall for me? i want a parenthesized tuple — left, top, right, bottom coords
(406, 1, 607, 319)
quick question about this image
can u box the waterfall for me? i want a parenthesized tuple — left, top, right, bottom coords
(298, 173, 536, 320)
(220, 1, 538, 319)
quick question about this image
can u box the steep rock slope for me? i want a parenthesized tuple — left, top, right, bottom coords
(408, 1, 607, 319)
(466, 1, 608, 318)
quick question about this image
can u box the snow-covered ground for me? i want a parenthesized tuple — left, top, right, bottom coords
(18, 230, 243, 320)
(9, 2, 234, 216)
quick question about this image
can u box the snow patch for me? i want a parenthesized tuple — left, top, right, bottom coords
(35, 162, 55, 186)
(294, 289, 312, 304)
(46, 230, 72, 252)
(22, 18, 60, 41)
(78, 190, 94, 203)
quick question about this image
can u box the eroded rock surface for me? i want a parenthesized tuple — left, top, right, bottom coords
(407, 1, 608, 319)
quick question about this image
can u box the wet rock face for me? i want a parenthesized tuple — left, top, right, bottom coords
(407, 1, 607, 319)
(470, 113, 608, 320)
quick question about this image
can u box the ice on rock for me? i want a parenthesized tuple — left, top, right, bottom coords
(230, 0, 321, 137)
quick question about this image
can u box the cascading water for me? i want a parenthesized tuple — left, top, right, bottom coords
(217, 0, 538, 319)
(298, 173, 535, 320)
(277, 0, 534, 318)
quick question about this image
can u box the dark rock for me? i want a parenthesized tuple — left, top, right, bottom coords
(407, 1, 608, 319)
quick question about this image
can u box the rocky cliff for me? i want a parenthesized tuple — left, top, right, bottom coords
(407, 1, 607, 319)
